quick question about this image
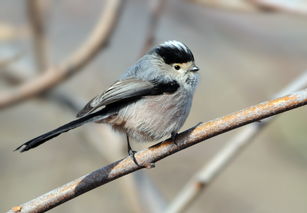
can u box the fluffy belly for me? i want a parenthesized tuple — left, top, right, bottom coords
(107, 91, 192, 142)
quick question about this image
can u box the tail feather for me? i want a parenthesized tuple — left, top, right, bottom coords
(15, 108, 110, 152)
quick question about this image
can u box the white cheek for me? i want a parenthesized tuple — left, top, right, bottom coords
(178, 69, 186, 74)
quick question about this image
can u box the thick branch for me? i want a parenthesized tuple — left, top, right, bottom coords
(0, 0, 124, 109)
(8, 89, 307, 213)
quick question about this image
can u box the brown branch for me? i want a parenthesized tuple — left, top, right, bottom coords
(8, 88, 307, 213)
(0, 0, 124, 109)
(26, 0, 49, 71)
(166, 71, 307, 213)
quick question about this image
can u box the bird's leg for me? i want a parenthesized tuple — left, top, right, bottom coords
(171, 131, 178, 145)
(126, 134, 155, 168)
(126, 134, 139, 166)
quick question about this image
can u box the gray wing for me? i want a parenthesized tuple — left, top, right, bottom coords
(76, 78, 156, 117)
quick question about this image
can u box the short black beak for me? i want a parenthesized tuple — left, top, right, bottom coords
(189, 65, 199, 72)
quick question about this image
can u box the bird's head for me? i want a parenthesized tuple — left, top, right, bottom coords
(152, 40, 199, 75)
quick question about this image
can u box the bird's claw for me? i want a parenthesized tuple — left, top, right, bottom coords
(171, 132, 178, 145)
(128, 149, 155, 168)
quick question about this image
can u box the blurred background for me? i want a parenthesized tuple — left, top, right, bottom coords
(1, 0, 307, 212)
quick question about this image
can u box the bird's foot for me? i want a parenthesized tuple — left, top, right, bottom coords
(128, 149, 139, 166)
(171, 132, 178, 145)
(128, 149, 155, 168)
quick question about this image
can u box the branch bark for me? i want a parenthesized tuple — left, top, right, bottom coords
(0, 0, 124, 109)
(8, 88, 307, 213)
(165, 71, 307, 213)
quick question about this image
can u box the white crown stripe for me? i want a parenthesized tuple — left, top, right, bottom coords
(161, 40, 188, 53)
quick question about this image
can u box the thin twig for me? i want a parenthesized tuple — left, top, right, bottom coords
(0, 52, 23, 69)
(8, 89, 307, 213)
(166, 71, 307, 213)
(0, 67, 30, 85)
(26, 0, 49, 71)
(188, 0, 259, 12)
(0, 0, 124, 109)
(139, 0, 166, 56)
(250, 0, 307, 15)
(190, 0, 307, 15)
(0, 53, 26, 84)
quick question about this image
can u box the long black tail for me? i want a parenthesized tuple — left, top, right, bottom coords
(15, 108, 110, 152)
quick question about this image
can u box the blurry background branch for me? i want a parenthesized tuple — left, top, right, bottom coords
(8, 88, 307, 213)
(0, 51, 23, 69)
(189, 0, 257, 12)
(0, 0, 124, 109)
(250, 0, 307, 15)
(26, 0, 49, 71)
(190, 0, 307, 15)
(166, 71, 307, 213)
(139, 0, 166, 56)
(0, 51, 26, 84)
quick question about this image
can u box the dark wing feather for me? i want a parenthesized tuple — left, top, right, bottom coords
(77, 78, 156, 117)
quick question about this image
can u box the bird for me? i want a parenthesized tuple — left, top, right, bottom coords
(15, 40, 200, 162)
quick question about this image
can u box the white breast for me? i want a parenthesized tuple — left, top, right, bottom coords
(111, 88, 193, 142)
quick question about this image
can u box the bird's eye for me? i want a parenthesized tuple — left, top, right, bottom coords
(174, 65, 181, 70)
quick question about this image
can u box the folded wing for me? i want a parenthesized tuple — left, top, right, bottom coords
(77, 78, 157, 117)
